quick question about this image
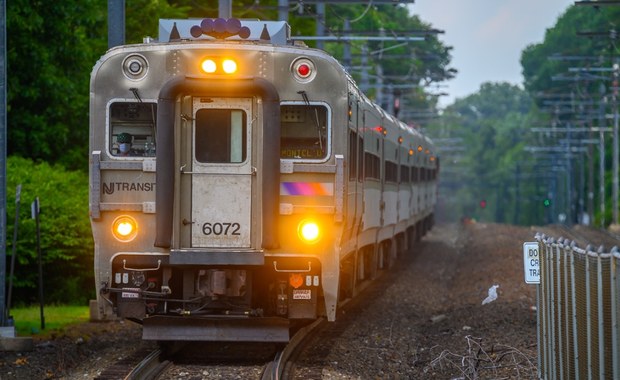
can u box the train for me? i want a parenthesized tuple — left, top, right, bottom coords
(89, 17, 438, 342)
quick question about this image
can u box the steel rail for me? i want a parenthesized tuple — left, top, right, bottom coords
(124, 349, 170, 380)
(262, 318, 325, 380)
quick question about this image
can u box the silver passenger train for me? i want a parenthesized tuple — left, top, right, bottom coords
(89, 18, 438, 342)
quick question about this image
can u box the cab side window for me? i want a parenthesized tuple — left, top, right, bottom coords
(109, 102, 157, 157)
(280, 104, 329, 160)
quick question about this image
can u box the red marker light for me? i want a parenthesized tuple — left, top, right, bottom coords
(297, 63, 310, 77)
(292, 58, 316, 82)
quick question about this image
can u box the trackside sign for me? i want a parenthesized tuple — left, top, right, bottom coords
(523, 242, 540, 284)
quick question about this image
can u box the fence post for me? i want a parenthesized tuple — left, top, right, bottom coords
(570, 246, 580, 378)
(556, 241, 564, 380)
(596, 247, 605, 379)
(612, 247, 619, 379)
(536, 236, 545, 380)
(562, 243, 571, 378)
(32, 197, 44, 330)
(549, 239, 558, 380)
(585, 247, 593, 379)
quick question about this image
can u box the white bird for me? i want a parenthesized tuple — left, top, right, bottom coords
(482, 284, 499, 305)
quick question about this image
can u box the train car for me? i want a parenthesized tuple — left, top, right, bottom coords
(89, 17, 438, 342)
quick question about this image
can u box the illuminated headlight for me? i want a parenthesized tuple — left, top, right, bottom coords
(201, 59, 217, 73)
(298, 219, 321, 244)
(200, 58, 238, 74)
(112, 215, 138, 242)
(222, 59, 237, 74)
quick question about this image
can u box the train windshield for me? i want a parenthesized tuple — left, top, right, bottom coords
(280, 103, 328, 160)
(109, 101, 157, 157)
(195, 109, 247, 163)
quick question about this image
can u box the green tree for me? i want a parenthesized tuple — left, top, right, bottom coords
(7, 157, 93, 304)
(521, 5, 620, 102)
(521, 4, 620, 226)
(7, 0, 106, 170)
(125, 0, 191, 43)
(426, 83, 536, 224)
(7, 0, 192, 170)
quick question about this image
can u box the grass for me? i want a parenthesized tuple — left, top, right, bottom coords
(7, 305, 90, 337)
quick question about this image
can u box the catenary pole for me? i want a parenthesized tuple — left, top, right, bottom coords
(599, 83, 606, 227)
(219, 0, 232, 19)
(108, 0, 125, 49)
(613, 63, 619, 225)
(0, 0, 6, 328)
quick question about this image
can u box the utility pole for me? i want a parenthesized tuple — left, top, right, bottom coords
(514, 163, 520, 224)
(0, 0, 6, 329)
(613, 63, 619, 225)
(599, 83, 606, 227)
(218, 0, 232, 19)
(343, 19, 351, 69)
(108, 0, 125, 49)
(360, 44, 369, 91)
(316, 3, 325, 50)
(566, 120, 573, 224)
(587, 115, 595, 225)
(278, 0, 288, 21)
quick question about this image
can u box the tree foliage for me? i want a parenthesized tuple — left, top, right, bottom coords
(7, 0, 106, 171)
(521, 5, 620, 102)
(426, 83, 539, 224)
(520, 5, 620, 226)
(7, 157, 92, 305)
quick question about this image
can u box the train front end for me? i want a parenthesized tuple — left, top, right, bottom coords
(89, 19, 346, 342)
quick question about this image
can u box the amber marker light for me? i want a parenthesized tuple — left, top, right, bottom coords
(222, 59, 237, 74)
(201, 59, 217, 73)
(112, 215, 138, 242)
(298, 219, 321, 244)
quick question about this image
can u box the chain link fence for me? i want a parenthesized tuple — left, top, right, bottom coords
(535, 234, 619, 380)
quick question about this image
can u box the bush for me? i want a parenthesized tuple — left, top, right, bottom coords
(6, 156, 94, 305)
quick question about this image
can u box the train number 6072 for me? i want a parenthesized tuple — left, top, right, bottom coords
(202, 222, 241, 236)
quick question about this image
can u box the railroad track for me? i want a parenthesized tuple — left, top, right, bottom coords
(262, 318, 325, 380)
(124, 349, 169, 380)
(93, 346, 162, 380)
(94, 318, 325, 380)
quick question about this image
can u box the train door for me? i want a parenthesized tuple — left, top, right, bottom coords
(184, 97, 254, 249)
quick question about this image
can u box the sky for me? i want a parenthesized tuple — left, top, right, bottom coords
(409, 1, 575, 108)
